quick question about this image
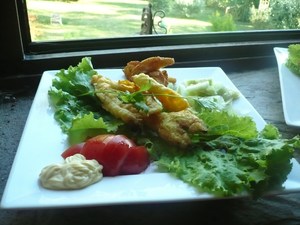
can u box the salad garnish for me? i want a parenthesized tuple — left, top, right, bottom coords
(47, 57, 300, 197)
(286, 44, 300, 76)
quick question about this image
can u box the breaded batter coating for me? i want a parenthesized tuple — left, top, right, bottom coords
(131, 57, 174, 74)
(92, 73, 207, 148)
(91, 74, 162, 125)
(123, 56, 176, 86)
(145, 109, 207, 148)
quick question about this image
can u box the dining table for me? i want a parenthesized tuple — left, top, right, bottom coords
(1, 57, 300, 225)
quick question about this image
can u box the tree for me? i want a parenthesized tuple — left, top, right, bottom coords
(270, 0, 300, 29)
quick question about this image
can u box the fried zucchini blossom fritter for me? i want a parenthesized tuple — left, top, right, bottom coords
(92, 57, 207, 148)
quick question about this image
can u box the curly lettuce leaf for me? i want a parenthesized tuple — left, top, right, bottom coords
(157, 149, 253, 196)
(286, 44, 300, 76)
(259, 123, 281, 139)
(48, 88, 94, 133)
(48, 57, 124, 143)
(52, 57, 98, 96)
(156, 127, 298, 197)
(286, 59, 300, 76)
(68, 112, 123, 144)
(192, 109, 258, 141)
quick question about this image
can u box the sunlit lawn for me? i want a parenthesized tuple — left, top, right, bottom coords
(28, 0, 147, 40)
(27, 0, 251, 41)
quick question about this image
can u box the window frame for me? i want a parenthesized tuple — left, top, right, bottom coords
(2, 0, 300, 77)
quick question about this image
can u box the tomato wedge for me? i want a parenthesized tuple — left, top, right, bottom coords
(61, 134, 150, 176)
(61, 142, 84, 159)
(120, 146, 150, 175)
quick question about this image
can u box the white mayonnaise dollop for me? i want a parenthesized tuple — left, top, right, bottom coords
(39, 154, 103, 190)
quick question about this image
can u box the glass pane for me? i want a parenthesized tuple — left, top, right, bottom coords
(27, 0, 300, 42)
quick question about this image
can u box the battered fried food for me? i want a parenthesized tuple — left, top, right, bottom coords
(123, 61, 139, 79)
(123, 56, 176, 86)
(145, 110, 207, 148)
(132, 73, 189, 112)
(131, 57, 174, 74)
(91, 74, 162, 125)
(92, 72, 207, 148)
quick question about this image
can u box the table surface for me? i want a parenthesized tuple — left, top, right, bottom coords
(1, 66, 300, 225)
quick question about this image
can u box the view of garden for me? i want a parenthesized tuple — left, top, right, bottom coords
(27, 0, 300, 41)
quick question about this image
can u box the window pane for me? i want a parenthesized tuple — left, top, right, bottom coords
(26, 0, 300, 42)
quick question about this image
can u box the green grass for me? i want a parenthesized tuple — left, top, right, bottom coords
(27, 0, 255, 41)
(28, 0, 146, 40)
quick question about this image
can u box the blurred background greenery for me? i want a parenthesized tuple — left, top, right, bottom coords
(27, 0, 300, 41)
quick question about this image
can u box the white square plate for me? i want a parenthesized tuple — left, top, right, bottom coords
(274, 47, 300, 127)
(2, 67, 300, 209)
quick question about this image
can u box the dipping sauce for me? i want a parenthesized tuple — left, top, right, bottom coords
(39, 154, 103, 190)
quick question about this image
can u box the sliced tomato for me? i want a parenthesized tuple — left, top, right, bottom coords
(98, 141, 130, 176)
(61, 142, 84, 159)
(88, 134, 116, 145)
(61, 134, 150, 177)
(109, 134, 136, 147)
(80, 138, 106, 161)
(120, 146, 150, 175)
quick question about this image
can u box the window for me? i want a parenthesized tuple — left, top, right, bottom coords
(27, 0, 300, 41)
(2, 0, 300, 76)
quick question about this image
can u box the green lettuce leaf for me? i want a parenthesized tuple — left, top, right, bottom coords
(68, 112, 123, 144)
(157, 149, 253, 196)
(259, 123, 281, 139)
(48, 57, 124, 143)
(192, 109, 258, 141)
(48, 88, 95, 133)
(156, 130, 298, 197)
(52, 57, 97, 96)
(286, 44, 300, 76)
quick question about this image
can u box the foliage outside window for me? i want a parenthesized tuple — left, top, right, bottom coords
(27, 0, 300, 42)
